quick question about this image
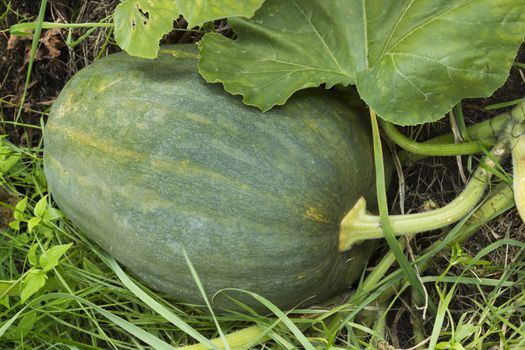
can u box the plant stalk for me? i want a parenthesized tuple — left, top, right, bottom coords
(512, 117, 525, 223)
(9, 21, 114, 35)
(331, 182, 515, 341)
(398, 111, 510, 163)
(372, 183, 514, 306)
(339, 101, 525, 251)
(176, 325, 268, 350)
(382, 121, 493, 156)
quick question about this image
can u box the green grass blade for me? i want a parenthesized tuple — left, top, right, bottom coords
(9, 21, 113, 35)
(103, 255, 218, 349)
(0, 293, 176, 349)
(428, 285, 456, 350)
(15, 0, 47, 122)
(182, 250, 228, 350)
(221, 288, 315, 350)
(370, 109, 435, 313)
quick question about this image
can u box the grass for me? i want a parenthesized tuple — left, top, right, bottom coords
(1, 1, 525, 349)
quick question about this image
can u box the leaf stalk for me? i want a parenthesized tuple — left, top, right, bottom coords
(339, 101, 525, 251)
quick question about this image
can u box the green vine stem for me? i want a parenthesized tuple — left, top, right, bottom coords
(366, 183, 514, 308)
(512, 117, 525, 223)
(334, 182, 516, 340)
(176, 325, 268, 350)
(398, 111, 510, 163)
(9, 21, 114, 36)
(381, 121, 493, 156)
(339, 102, 525, 252)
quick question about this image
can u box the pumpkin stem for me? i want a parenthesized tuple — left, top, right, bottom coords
(512, 105, 525, 223)
(339, 101, 525, 252)
(175, 325, 268, 350)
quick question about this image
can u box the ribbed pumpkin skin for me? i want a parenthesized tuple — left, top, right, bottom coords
(44, 45, 376, 311)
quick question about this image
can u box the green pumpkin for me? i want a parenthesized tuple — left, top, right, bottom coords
(44, 45, 378, 311)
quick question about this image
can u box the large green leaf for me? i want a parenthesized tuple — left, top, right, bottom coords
(177, 0, 265, 28)
(356, 0, 525, 125)
(198, 1, 364, 111)
(198, 0, 525, 124)
(113, 0, 265, 59)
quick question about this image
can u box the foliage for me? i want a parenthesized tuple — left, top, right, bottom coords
(198, 0, 525, 125)
(113, 0, 265, 58)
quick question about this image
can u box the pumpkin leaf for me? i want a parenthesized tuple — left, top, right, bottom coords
(355, 0, 525, 125)
(198, 0, 525, 125)
(113, 0, 178, 59)
(198, 0, 361, 112)
(176, 0, 265, 28)
(113, 0, 265, 59)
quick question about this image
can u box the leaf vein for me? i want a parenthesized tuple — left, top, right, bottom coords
(289, 0, 346, 75)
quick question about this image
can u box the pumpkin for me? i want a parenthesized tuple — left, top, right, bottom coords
(44, 45, 378, 311)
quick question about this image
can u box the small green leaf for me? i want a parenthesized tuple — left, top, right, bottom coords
(20, 269, 47, 303)
(0, 296, 10, 308)
(13, 197, 27, 221)
(455, 323, 476, 342)
(15, 311, 37, 339)
(33, 196, 47, 218)
(9, 220, 20, 231)
(14, 232, 29, 246)
(435, 342, 452, 349)
(177, 0, 265, 28)
(27, 243, 39, 266)
(113, 0, 179, 59)
(39, 243, 73, 272)
(42, 208, 63, 222)
(0, 155, 19, 173)
(40, 227, 55, 242)
(27, 217, 41, 233)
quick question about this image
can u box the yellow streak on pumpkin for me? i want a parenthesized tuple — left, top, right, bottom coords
(96, 78, 124, 92)
(52, 94, 79, 121)
(304, 207, 330, 224)
(48, 124, 148, 161)
(184, 112, 212, 125)
(51, 125, 250, 188)
(46, 155, 173, 213)
(296, 272, 307, 280)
